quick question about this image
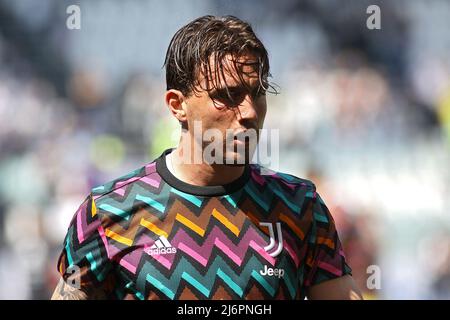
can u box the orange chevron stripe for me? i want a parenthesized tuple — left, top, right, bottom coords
(317, 236, 335, 249)
(279, 213, 305, 240)
(92, 198, 97, 217)
(105, 228, 133, 246)
(212, 208, 240, 236)
(167, 198, 247, 237)
(140, 218, 169, 238)
(175, 213, 205, 237)
(58, 253, 65, 274)
(103, 209, 147, 242)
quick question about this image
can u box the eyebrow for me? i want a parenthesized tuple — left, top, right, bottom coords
(209, 83, 261, 95)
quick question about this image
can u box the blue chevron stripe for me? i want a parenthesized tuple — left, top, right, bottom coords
(171, 188, 203, 207)
(65, 237, 73, 267)
(182, 272, 210, 297)
(136, 194, 166, 213)
(283, 269, 296, 299)
(92, 185, 105, 192)
(217, 268, 243, 297)
(314, 212, 329, 223)
(272, 187, 300, 212)
(98, 203, 130, 220)
(305, 191, 315, 198)
(244, 184, 270, 211)
(86, 252, 97, 272)
(277, 173, 296, 182)
(138, 255, 296, 299)
(251, 270, 275, 296)
(126, 282, 145, 300)
(223, 195, 237, 208)
(86, 251, 107, 282)
(146, 274, 175, 300)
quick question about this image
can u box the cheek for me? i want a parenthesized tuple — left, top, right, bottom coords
(186, 96, 226, 129)
(257, 98, 267, 126)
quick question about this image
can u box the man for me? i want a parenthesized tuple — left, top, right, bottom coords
(52, 15, 362, 300)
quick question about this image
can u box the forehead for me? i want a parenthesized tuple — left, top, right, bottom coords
(197, 53, 260, 89)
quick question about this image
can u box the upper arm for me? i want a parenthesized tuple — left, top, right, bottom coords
(306, 274, 363, 300)
(51, 278, 108, 300)
(54, 193, 114, 299)
(303, 189, 356, 296)
(51, 278, 88, 300)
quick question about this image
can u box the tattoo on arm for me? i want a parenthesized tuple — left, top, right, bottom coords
(51, 278, 87, 300)
(51, 278, 107, 300)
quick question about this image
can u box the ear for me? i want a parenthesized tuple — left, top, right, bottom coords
(165, 89, 187, 123)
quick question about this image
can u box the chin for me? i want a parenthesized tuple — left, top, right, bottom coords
(223, 150, 253, 166)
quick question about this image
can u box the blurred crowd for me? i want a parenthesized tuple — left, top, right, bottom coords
(0, 0, 449, 299)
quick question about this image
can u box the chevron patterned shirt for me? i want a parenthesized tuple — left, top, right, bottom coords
(57, 148, 352, 300)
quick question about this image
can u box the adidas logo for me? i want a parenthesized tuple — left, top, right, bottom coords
(147, 236, 177, 256)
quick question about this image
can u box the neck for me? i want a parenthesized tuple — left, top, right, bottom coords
(168, 140, 246, 187)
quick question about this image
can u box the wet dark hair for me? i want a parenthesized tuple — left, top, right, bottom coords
(163, 15, 278, 103)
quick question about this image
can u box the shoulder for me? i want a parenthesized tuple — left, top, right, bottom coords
(250, 163, 317, 194)
(90, 160, 158, 201)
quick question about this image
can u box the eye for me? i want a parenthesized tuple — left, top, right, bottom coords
(210, 89, 246, 108)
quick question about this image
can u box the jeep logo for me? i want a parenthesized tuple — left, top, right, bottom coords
(259, 265, 285, 278)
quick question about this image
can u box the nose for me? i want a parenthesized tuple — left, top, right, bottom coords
(235, 95, 258, 122)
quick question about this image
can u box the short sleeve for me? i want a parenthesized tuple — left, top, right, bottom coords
(56, 193, 114, 294)
(304, 190, 352, 288)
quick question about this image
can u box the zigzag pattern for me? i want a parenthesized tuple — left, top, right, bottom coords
(56, 150, 352, 300)
(136, 255, 298, 300)
(141, 226, 301, 270)
(99, 198, 250, 246)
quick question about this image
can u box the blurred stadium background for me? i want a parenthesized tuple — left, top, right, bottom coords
(0, 0, 449, 299)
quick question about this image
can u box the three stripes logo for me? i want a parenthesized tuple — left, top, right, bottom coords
(259, 222, 283, 257)
(147, 236, 177, 256)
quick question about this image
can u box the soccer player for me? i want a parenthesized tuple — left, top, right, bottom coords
(51, 15, 362, 300)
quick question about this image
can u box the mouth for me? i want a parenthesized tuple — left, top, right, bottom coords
(233, 129, 250, 139)
(234, 139, 247, 145)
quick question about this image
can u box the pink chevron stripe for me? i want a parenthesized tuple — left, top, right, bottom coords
(120, 258, 137, 274)
(214, 238, 242, 265)
(119, 245, 145, 274)
(283, 240, 299, 268)
(108, 243, 122, 258)
(113, 187, 126, 197)
(251, 170, 266, 186)
(140, 175, 160, 188)
(111, 224, 302, 272)
(76, 201, 101, 244)
(279, 180, 297, 191)
(93, 194, 103, 201)
(178, 242, 208, 266)
(115, 176, 141, 189)
(249, 240, 276, 265)
(97, 226, 111, 259)
(110, 234, 154, 272)
(283, 231, 301, 267)
(76, 202, 87, 243)
(317, 261, 343, 277)
(168, 226, 276, 268)
(133, 225, 276, 270)
(145, 162, 156, 175)
(144, 248, 173, 269)
(269, 174, 299, 191)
